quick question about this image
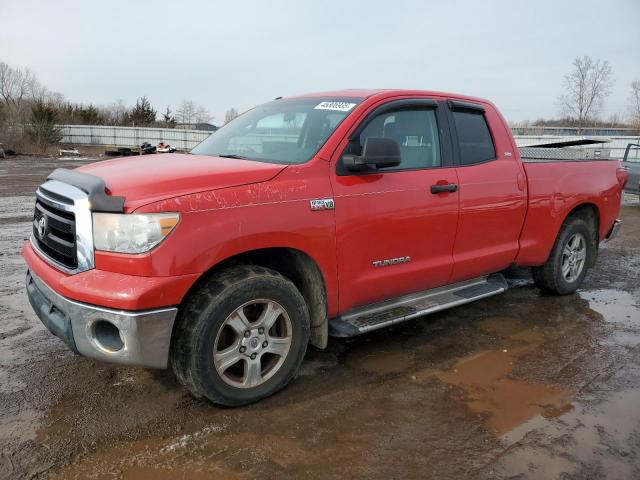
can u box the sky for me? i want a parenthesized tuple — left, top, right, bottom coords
(1, 0, 638, 124)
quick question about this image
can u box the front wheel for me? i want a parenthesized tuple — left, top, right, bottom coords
(532, 215, 596, 295)
(171, 265, 310, 406)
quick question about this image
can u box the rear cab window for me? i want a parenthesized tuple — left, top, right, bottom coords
(450, 106, 496, 165)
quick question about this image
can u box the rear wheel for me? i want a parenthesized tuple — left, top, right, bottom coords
(171, 265, 310, 406)
(532, 215, 596, 295)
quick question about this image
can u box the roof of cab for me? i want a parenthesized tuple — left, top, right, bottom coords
(289, 88, 491, 105)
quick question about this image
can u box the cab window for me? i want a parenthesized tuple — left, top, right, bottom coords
(349, 108, 442, 171)
(451, 110, 496, 165)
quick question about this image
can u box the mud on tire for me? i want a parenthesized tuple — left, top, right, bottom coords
(170, 265, 310, 406)
(532, 213, 598, 295)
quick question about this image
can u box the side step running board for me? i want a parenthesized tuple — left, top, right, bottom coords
(329, 274, 508, 337)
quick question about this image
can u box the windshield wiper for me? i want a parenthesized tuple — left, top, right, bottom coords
(217, 153, 249, 159)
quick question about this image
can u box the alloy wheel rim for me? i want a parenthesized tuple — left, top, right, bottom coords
(561, 233, 586, 283)
(213, 299, 292, 389)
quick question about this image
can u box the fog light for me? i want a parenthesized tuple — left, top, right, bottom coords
(92, 320, 124, 352)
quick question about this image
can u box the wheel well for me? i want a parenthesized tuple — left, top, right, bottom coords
(564, 203, 600, 266)
(184, 248, 328, 349)
(565, 203, 599, 232)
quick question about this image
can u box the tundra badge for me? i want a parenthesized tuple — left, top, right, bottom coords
(310, 198, 335, 211)
(372, 256, 411, 268)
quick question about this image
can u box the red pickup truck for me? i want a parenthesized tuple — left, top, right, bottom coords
(23, 89, 627, 405)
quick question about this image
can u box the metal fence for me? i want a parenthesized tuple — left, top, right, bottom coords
(512, 136, 639, 160)
(510, 126, 638, 136)
(56, 124, 640, 160)
(57, 125, 212, 150)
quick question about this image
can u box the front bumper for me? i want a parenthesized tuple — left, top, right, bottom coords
(26, 270, 177, 368)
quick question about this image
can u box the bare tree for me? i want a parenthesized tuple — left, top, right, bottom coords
(103, 100, 129, 125)
(224, 108, 239, 124)
(630, 80, 640, 130)
(606, 113, 622, 127)
(175, 100, 196, 125)
(194, 104, 212, 124)
(558, 56, 614, 132)
(46, 91, 67, 110)
(175, 100, 212, 127)
(0, 61, 43, 122)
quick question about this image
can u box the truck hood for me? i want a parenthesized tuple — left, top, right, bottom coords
(76, 153, 287, 208)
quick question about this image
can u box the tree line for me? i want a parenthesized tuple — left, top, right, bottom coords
(0, 60, 218, 128)
(0, 60, 241, 151)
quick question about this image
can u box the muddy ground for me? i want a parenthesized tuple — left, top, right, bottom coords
(0, 155, 639, 479)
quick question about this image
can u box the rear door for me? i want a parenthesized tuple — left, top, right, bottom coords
(330, 99, 460, 313)
(446, 100, 527, 281)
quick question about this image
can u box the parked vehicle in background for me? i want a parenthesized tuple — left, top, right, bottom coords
(22, 89, 628, 406)
(157, 142, 176, 153)
(623, 143, 640, 199)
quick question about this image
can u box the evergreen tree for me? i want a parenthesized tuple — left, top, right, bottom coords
(127, 96, 157, 126)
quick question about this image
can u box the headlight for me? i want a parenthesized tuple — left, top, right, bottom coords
(93, 212, 180, 254)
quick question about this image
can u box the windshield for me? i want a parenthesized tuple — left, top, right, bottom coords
(190, 97, 362, 164)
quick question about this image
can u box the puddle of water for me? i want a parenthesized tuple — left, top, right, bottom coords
(579, 289, 640, 347)
(494, 387, 640, 479)
(579, 289, 639, 324)
(493, 445, 577, 479)
(122, 465, 237, 480)
(423, 318, 572, 436)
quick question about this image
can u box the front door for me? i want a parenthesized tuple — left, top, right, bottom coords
(330, 99, 460, 313)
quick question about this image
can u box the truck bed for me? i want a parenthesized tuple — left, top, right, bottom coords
(515, 158, 622, 267)
(518, 146, 612, 163)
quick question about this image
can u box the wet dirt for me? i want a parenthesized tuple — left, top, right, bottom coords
(427, 322, 572, 436)
(1, 156, 639, 479)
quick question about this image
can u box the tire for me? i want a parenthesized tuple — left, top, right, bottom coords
(170, 265, 310, 406)
(532, 214, 597, 295)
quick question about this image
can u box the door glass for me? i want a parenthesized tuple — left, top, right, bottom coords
(357, 108, 441, 170)
(452, 110, 496, 165)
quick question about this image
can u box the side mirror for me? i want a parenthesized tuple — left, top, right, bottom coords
(342, 137, 402, 172)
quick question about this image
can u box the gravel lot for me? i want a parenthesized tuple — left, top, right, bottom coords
(1, 155, 639, 479)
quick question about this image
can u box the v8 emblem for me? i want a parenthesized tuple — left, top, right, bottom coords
(310, 198, 335, 211)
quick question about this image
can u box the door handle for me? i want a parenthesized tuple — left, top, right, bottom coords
(430, 183, 458, 194)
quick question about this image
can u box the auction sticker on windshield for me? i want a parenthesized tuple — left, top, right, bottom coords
(314, 101, 357, 112)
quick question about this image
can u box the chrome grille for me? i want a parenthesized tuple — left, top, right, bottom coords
(33, 198, 77, 269)
(31, 180, 95, 274)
